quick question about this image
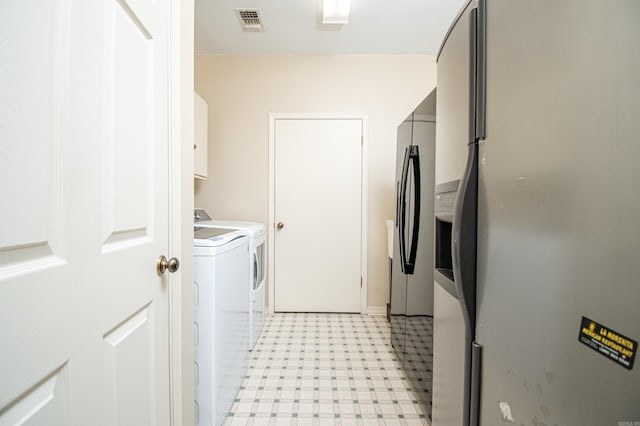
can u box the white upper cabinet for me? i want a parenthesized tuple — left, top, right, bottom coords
(194, 92, 208, 180)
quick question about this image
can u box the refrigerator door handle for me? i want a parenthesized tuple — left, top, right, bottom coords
(453, 142, 479, 426)
(475, 0, 487, 140)
(470, 342, 482, 426)
(454, 10, 480, 426)
(468, 7, 478, 144)
(452, 141, 479, 340)
(453, 6, 480, 344)
(398, 147, 410, 273)
(395, 182, 400, 228)
(405, 145, 421, 275)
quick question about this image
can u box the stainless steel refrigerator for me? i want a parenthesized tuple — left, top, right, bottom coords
(390, 90, 437, 418)
(433, 1, 640, 425)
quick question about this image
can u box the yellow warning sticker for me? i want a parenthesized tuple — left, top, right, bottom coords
(578, 316, 636, 370)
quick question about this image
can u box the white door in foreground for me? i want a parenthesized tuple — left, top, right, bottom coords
(0, 0, 173, 424)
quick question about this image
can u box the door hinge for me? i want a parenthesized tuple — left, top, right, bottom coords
(361, 136, 363, 146)
(360, 277, 363, 288)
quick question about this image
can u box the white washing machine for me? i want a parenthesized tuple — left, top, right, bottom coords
(195, 209, 266, 351)
(194, 226, 250, 426)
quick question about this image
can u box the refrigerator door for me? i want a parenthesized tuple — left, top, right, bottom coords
(406, 120, 436, 318)
(477, 1, 640, 424)
(390, 90, 438, 418)
(433, 0, 483, 425)
(405, 99, 437, 414)
(435, 0, 476, 188)
(390, 118, 414, 363)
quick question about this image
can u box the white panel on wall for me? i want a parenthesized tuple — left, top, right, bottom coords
(102, 0, 156, 252)
(103, 304, 154, 426)
(0, 365, 70, 425)
(0, 0, 67, 274)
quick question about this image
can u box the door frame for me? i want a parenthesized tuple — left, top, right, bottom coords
(268, 113, 369, 314)
(168, 0, 194, 424)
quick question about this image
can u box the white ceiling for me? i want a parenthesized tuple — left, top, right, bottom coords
(194, 0, 466, 56)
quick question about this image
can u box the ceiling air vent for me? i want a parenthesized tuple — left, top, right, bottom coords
(235, 9, 264, 32)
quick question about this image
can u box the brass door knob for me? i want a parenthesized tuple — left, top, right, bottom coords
(276, 222, 284, 230)
(157, 255, 180, 275)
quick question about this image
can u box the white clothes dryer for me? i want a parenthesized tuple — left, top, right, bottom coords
(195, 210, 266, 351)
(194, 227, 250, 426)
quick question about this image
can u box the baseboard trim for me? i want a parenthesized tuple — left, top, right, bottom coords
(367, 306, 387, 316)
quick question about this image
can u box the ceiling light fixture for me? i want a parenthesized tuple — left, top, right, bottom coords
(322, 0, 351, 24)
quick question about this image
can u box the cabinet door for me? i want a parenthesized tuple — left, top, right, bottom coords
(194, 92, 208, 179)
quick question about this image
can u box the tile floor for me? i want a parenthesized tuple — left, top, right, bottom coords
(402, 316, 434, 415)
(223, 313, 432, 425)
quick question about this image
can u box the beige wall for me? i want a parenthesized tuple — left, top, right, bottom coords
(194, 55, 436, 309)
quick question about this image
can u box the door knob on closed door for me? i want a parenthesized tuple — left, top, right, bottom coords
(276, 222, 284, 230)
(157, 255, 180, 275)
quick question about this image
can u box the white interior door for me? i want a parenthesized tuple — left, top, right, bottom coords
(274, 119, 362, 313)
(0, 0, 173, 424)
